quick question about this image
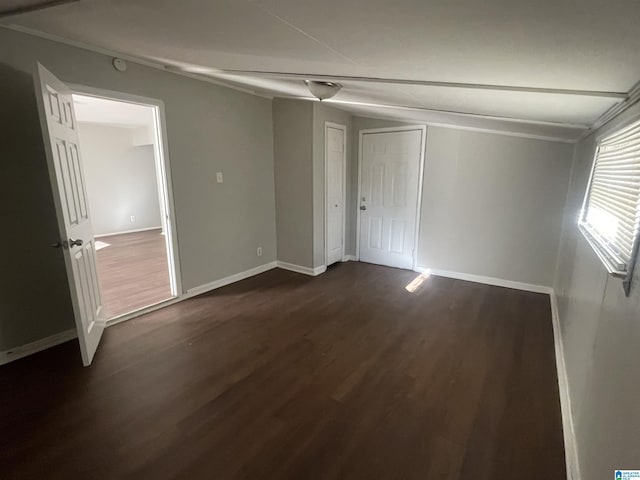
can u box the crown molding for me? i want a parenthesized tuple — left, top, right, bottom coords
(0, 24, 274, 99)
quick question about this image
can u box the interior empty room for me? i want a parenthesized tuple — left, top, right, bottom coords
(0, 1, 639, 480)
(73, 94, 177, 319)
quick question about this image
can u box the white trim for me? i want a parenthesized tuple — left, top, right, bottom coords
(106, 296, 184, 327)
(343, 255, 357, 261)
(2, 25, 272, 99)
(276, 261, 326, 276)
(284, 96, 582, 144)
(415, 266, 554, 294)
(96, 262, 276, 327)
(356, 125, 427, 271)
(593, 106, 640, 143)
(587, 80, 640, 136)
(94, 226, 162, 238)
(0, 329, 77, 366)
(324, 121, 347, 266)
(327, 98, 589, 129)
(211, 68, 626, 100)
(111, 261, 279, 326)
(185, 261, 277, 297)
(69, 84, 184, 301)
(3, 261, 281, 359)
(422, 120, 579, 144)
(550, 292, 581, 480)
(413, 128, 427, 271)
(411, 263, 580, 479)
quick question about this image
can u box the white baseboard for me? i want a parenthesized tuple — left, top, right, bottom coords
(0, 328, 77, 366)
(550, 292, 581, 480)
(1, 262, 280, 364)
(413, 265, 577, 478)
(109, 262, 280, 326)
(414, 266, 554, 295)
(94, 226, 162, 238)
(343, 255, 357, 262)
(276, 261, 326, 276)
(186, 261, 278, 297)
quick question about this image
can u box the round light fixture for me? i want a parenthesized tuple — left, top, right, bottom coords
(304, 80, 342, 101)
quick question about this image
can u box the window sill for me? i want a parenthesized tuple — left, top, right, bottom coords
(577, 223, 627, 279)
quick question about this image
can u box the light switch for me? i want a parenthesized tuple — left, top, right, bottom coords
(216, 172, 223, 183)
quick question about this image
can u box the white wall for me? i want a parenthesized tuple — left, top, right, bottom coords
(554, 102, 640, 480)
(78, 123, 162, 236)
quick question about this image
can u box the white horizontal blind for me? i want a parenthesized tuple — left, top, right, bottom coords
(580, 119, 640, 273)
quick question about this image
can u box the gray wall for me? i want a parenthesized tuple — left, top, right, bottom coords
(352, 117, 574, 286)
(554, 102, 640, 480)
(0, 28, 277, 351)
(272, 98, 314, 267)
(272, 99, 352, 269)
(312, 102, 352, 268)
(78, 123, 162, 236)
(420, 127, 573, 286)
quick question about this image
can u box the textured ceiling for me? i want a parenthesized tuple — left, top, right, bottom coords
(5, 0, 640, 140)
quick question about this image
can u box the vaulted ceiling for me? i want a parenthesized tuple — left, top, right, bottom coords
(4, 0, 640, 141)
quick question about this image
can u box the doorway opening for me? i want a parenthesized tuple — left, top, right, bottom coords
(72, 92, 180, 321)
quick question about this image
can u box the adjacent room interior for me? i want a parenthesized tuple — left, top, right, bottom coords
(73, 93, 177, 320)
(1, 1, 639, 480)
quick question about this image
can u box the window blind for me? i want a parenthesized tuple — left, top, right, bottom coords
(580, 118, 640, 275)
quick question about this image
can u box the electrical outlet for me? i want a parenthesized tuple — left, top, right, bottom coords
(216, 172, 223, 183)
(130, 215, 136, 222)
(257, 246, 263, 257)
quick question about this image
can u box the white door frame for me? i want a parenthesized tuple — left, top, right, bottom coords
(325, 121, 347, 266)
(356, 125, 427, 271)
(69, 83, 183, 323)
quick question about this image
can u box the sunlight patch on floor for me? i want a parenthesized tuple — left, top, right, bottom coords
(405, 269, 431, 293)
(95, 240, 111, 251)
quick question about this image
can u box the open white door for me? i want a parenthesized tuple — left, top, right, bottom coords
(358, 128, 424, 270)
(34, 63, 105, 366)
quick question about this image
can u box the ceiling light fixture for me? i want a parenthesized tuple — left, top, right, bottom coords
(305, 80, 342, 101)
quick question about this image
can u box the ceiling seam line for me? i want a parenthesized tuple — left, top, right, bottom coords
(209, 69, 627, 99)
(277, 94, 589, 129)
(251, 3, 358, 66)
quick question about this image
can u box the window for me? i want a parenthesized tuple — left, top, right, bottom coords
(579, 118, 640, 295)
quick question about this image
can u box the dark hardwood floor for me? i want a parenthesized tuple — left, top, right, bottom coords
(0, 262, 565, 480)
(95, 229, 173, 319)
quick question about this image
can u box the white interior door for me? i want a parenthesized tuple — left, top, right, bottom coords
(34, 63, 105, 366)
(326, 124, 346, 266)
(359, 129, 423, 269)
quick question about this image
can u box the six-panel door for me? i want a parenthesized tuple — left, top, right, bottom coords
(36, 63, 104, 365)
(359, 130, 423, 270)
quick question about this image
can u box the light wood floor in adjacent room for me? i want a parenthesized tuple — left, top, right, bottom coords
(95, 229, 173, 319)
(0, 262, 566, 480)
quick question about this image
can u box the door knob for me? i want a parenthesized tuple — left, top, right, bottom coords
(360, 205, 367, 211)
(69, 238, 83, 247)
